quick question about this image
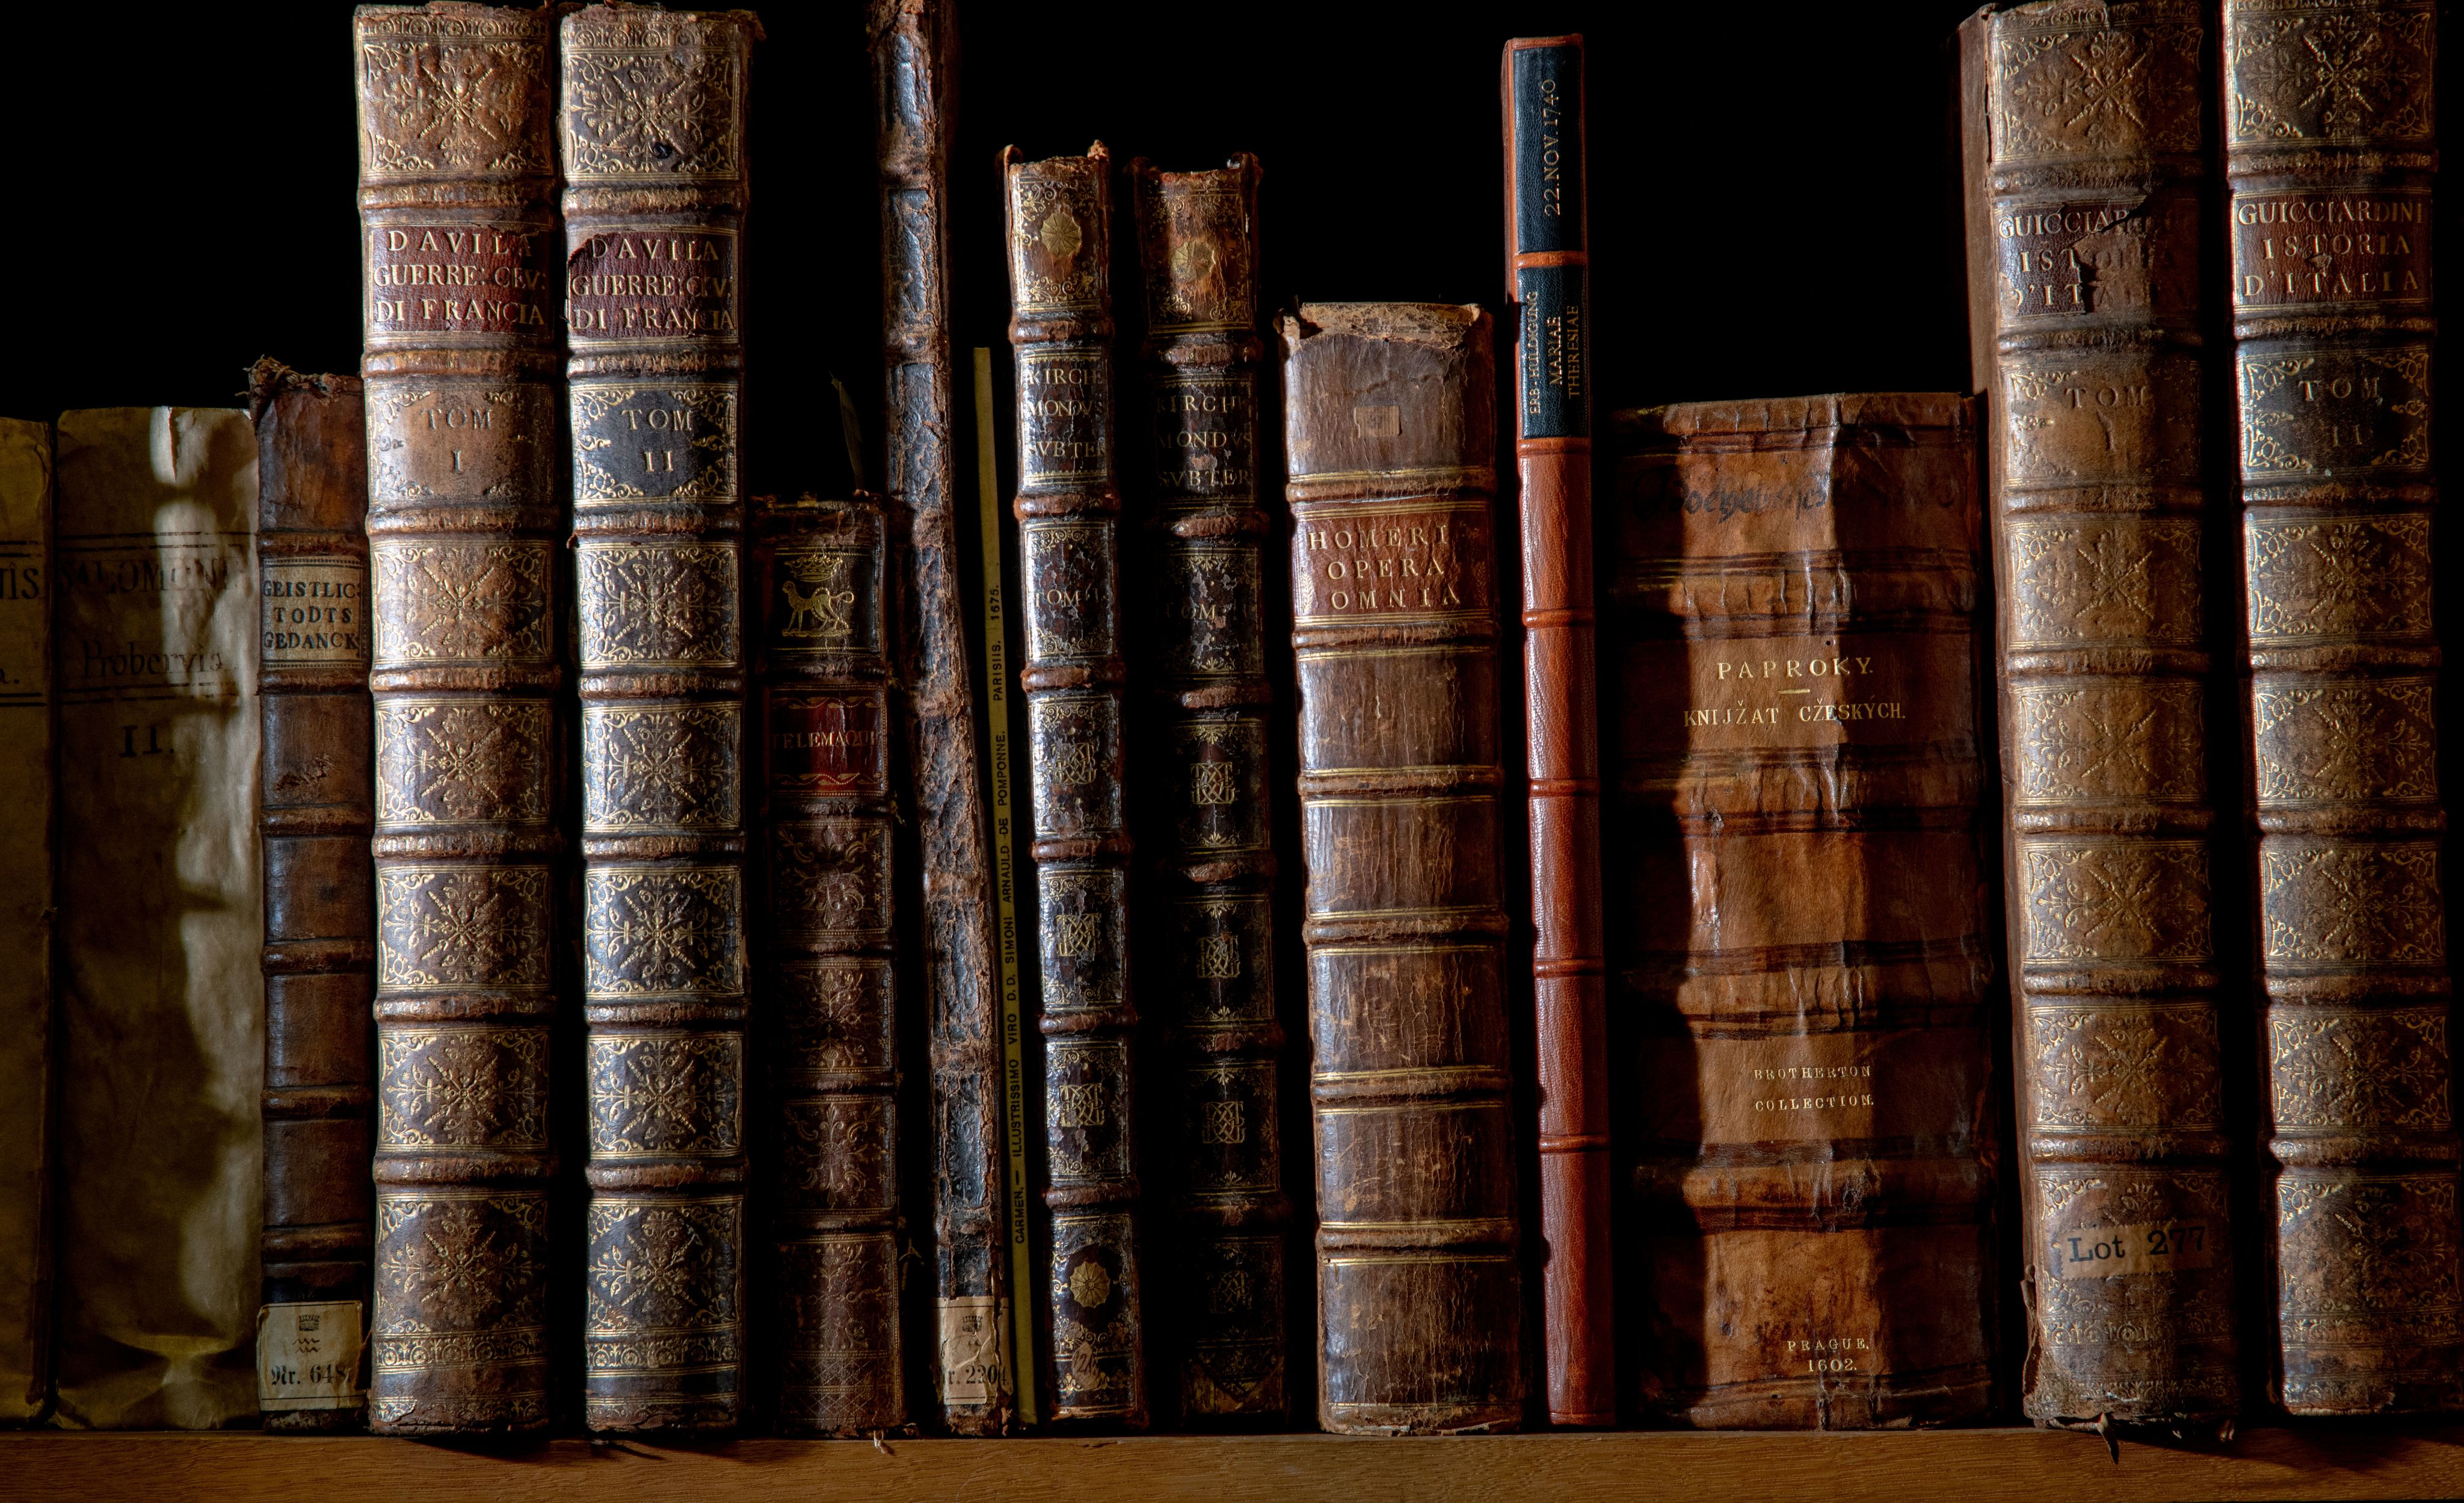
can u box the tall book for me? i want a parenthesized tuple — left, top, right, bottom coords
(869, 0, 1015, 1432)
(561, 3, 757, 1435)
(0, 417, 48, 1425)
(1606, 394, 1994, 1429)
(250, 362, 375, 1430)
(1502, 32, 1611, 1429)
(1280, 303, 1524, 1435)
(1128, 152, 1289, 1423)
(1002, 143, 1148, 1428)
(754, 492, 904, 1434)
(52, 407, 262, 1428)
(1958, 0, 2241, 1430)
(2222, 0, 2459, 1416)
(356, 1, 562, 1436)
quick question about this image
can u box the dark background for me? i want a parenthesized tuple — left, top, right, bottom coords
(2, 0, 1982, 448)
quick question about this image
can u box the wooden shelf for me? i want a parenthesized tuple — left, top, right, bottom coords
(6, 1426, 2464, 1502)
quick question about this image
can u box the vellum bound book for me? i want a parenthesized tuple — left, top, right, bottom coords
(52, 407, 264, 1429)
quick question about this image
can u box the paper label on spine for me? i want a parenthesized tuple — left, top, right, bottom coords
(262, 561, 369, 666)
(937, 1294, 1004, 1404)
(256, 1301, 365, 1410)
(2050, 1220, 2213, 1278)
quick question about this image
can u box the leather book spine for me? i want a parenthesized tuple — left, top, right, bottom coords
(560, 4, 758, 1435)
(870, 0, 1013, 1432)
(754, 493, 904, 1436)
(1607, 393, 1994, 1430)
(0, 418, 48, 1425)
(250, 363, 375, 1430)
(356, 2, 562, 1436)
(52, 408, 262, 1429)
(1959, 0, 2241, 1428)
(1127, 153, 1289, 1424)
(1002, 143, 1148, 1428)
(1280, 302, 1524, 1436)
(2221, 0, 2460, 1416)
(1502, 32, 1611, 1430)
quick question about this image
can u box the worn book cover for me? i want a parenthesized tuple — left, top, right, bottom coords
(755, 492, 905, 1436)
(1281, 302, 1524, 1435)
(563, 2, 759, 1436)
(52, 406, 263, 1429)
(1129, 152, 1289, 1425)
(1004, 143, 1147, 1428)
(2222, 0, 2459, 1416)
(1607, 393, 1995, 1428)
(0, 417, 49, 1425)
(357, 0, 564, 1435)
(867, 0, 1015, 1434)
(250, 363, 374, 1430)
(1960, 0, 2240, 1430)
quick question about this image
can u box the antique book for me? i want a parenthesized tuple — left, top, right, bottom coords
(1002, 143, 1148, 1428)
(1280, 302, 1524, 1436)
(0, 418, 48, 1425)
(357, 1, 562, 1436)
(1606, 393, 1994, 1429)
(250, 362, 375, 1431)
(562, 3, 758, 1435)
(1502, 31, 1611, 1430)
(754, 492, 904, 1436)
(2222, 0, 2459, 1416)
(1128, 152, 1289, 1424)
(870, 0, 1013, 1433)
(1958, 0, 2240, 1430)
(52, 407, 262, 1428)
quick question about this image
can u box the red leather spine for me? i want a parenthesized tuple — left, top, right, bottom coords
(1504, 32, 1611, 1427)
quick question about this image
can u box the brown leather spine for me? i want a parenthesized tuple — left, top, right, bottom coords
(356, 1, 562, 1436)
(560, 3, 759, 1435)
(2221, 0, 2460, 1416)
(1502, 32, 1611, 1429)
(1127, 153, 1289, 1424)
(1607, 393, 1995, 1429)
(1003, 143, 1148, 1429)
(754, 493, 905, 1436)
(869, 0, 1014, 1433)
(250, 362, 374, 1431)
(1281, 302, 1524, 1436)
(1959, 0, 2241, 1429)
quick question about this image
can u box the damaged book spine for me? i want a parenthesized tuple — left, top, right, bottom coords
(870, 0, 1015, 1431)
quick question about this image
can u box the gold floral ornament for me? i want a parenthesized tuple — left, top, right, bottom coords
(1040, 206, 1083, 264)
(1068, 1258, 1113, 1309)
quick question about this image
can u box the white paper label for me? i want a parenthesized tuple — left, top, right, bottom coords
(256, 1301, 365, 1410)
(937, 1294, 1005, 1405)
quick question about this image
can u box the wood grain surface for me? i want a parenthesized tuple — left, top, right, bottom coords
(5, 1428, 2464, 1502)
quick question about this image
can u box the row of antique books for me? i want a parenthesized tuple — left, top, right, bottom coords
(0, 0, 2453, 1442)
